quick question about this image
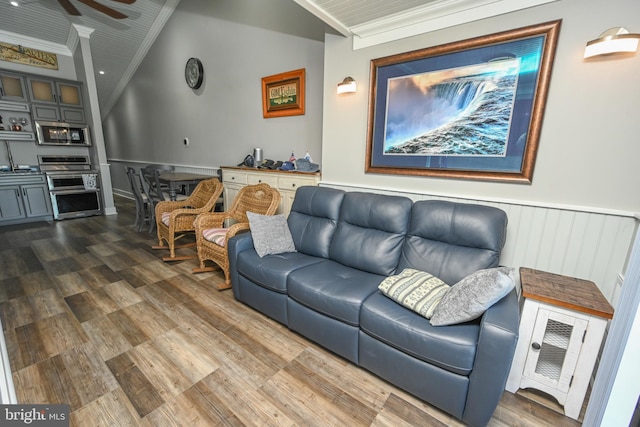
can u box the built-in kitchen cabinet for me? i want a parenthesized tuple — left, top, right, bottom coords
(0, 101, 35, 141)
(27, 77, 85, 123)
(0, 71, 28, 103)
(0, 185, 24, 221)
(0, 174, 53, 225)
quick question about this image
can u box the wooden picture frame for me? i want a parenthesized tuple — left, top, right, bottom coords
(262, 68, 305, 118)
(365, 20, 562, 183)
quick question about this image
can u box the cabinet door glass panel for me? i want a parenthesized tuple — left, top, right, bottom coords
(58, 84, 81, 106)
(30, 80, 55, 103)
(1, 74, 25, 99)
(523, 309, 588, 394)
(535, 319, 571, 381)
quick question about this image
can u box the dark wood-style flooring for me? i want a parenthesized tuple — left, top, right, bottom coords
(0, 196, 584, 426)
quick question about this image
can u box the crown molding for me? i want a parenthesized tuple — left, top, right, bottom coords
(0, 29, 71, 56)
(351, 0, 560, 49)
(291, 0, 351, 37)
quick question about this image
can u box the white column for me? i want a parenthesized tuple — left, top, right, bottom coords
(72, 24, 117, 215)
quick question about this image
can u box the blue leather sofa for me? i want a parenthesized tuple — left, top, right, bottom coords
(228, 186, 519, 426)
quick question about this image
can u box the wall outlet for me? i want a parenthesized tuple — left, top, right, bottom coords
(183, 137, 189, 146)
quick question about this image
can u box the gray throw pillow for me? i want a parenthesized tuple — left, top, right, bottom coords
(430, 267, 515, 326)
(379, 269, 450, 319)
(247, 212, 296, 257)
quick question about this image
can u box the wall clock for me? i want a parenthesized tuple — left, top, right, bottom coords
(185, 57, 203, 89)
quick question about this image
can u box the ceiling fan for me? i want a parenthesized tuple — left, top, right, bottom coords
(57, 0, 136, 20)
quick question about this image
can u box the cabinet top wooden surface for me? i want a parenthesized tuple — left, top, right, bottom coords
(519, 267, 614, 319)
(221, 166, 320, 176)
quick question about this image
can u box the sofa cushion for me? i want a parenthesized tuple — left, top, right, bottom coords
(430, 267, 515, 326)
(378, 269, 450, 319)
(287, 260, 383, 326)
(287, 186, 344, 259)
(330, 192, 412, 276)
(247, 212, 296, 257)
(237, 249, 324, 294)
(360, 291, 480, 376)
(398, 200, 508, 285)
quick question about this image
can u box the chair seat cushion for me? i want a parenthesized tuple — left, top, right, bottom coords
(161, 211, 171, 226)
(202, 228, 228, 247)
(287, 260, 382, 326)
(360, 291, 479, 375)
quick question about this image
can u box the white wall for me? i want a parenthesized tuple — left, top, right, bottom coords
(321, 0, 640, 214)
(321, 1, 640, 423)
(103, 0, 325, 176)
(321, 0, 640, 294)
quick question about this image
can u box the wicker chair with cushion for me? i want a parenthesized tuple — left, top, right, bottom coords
(193, 183, 281, 290)
(153, 177, 224, 261)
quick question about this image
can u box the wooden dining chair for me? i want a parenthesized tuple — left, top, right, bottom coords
(125, 166, 149, 232)
(153, 177, 224, 261)
(193, 183, 281, 290)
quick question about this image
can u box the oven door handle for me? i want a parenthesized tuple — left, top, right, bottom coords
(50, 189, 101, 195)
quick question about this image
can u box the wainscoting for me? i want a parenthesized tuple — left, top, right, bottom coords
(108, 159, 637, 306)
(323, 182, 638, 307)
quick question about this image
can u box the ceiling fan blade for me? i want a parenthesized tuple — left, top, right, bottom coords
(77, 0, 128, 19)
(112, 0, 136, 4)
(58, 0, 81, 16)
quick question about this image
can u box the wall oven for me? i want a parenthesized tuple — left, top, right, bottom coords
(38, 155, 102, 220)
(35, 121, 91, 146)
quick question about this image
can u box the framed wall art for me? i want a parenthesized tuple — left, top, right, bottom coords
(261, 68, 305, 118)
(365, 20, 561, 183)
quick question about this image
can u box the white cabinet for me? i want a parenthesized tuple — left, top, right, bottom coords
(506, 268, 614, 420)
(220, 167, 320, 216)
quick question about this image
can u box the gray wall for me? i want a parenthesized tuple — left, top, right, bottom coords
(321, 0, 640, 214)
(103, 0, 325, 176)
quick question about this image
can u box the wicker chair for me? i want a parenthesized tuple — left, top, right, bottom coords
(153, 177, 224, 261)
(193, 183, 281, 290)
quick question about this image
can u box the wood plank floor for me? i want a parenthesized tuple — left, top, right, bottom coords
(0, 196, 584, 426)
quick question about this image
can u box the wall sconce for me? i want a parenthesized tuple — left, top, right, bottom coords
(584, 27, 640, 58)
(337, 76, 356, 94)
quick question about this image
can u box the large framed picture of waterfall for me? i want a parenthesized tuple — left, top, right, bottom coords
(365, 20, 561, 183)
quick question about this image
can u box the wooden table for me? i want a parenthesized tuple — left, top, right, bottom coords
(506, 267, 614, 420)
(158, 172, 214, 201)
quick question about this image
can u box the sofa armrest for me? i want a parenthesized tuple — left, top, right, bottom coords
(463, 288, 520, 427)
(227, 232, 255, 300)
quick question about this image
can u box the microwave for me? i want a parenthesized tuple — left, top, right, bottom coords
(35, 121, 91, 146)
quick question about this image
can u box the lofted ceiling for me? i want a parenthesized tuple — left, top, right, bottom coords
(0, 0, 555, 118)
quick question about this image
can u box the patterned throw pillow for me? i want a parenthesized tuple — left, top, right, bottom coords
(429, 267, 515, 326)
(202, 228, 228, 247)
(378, 269, 450, 319)
(247, 212, 296, 257)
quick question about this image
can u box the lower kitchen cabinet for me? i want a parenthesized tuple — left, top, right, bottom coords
(0, 174, 53, 225)
(0, 185, 24, 221)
